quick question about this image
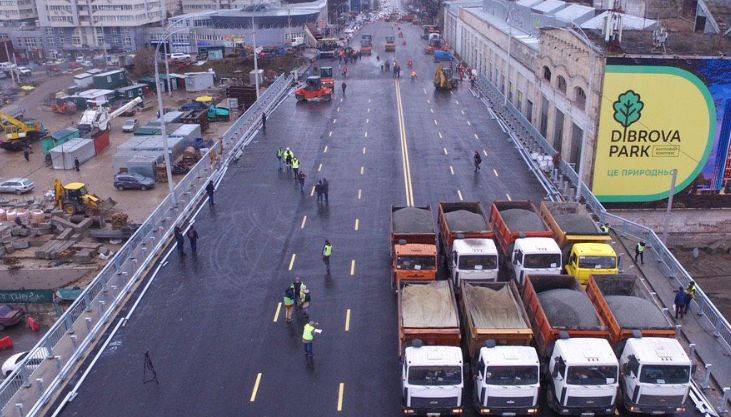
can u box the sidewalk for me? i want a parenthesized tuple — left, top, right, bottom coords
(611, 232, 731, 392)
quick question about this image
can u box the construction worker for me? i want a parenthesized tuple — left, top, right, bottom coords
(600, 223, 610, 233)
(302, 321, 319, 360)
(174, 226, 185, 256)
(276, 146, 284, 170)
(290, 277, 304, 308)
(74, 157, 80, 172)
(292, 157, 300, 179)
(684, 282, 697, 314)
(298, 171, 306, 193)
(23, 147, 29, 162)
(261, 112, 267, 131)
(674, 286, 687, 319)
(321, 178, 329, 204)
(284, 148, 293, 174)
(187, 225, 199, 254)
(283, 286, 295, 322)
(301, 288, 311, 320)
(205, 180, 215, 206)
(342, 82, 347, 96)
(634, 241, 646, 265)
(322, 240, 332, 273)
(473, 150, 482, 172)
(315, 180, 324, 203)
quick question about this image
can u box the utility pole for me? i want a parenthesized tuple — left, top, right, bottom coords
(251, 12, 260, 99)
(504, 3, 511, 106)
(3, 40, 17, 86)
(662, 169, 678, 244)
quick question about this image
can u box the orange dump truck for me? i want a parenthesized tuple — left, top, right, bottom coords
(390, 206, 437, 290)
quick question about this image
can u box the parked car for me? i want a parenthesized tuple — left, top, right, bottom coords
(2, 348, 49, 378)
(114, 173, 155, 191)
(122, 119, 138, 133)
(16, 67, 31, 77)
(0, 305, 24, 331)
(0, 178, 34, 194)
(169, 53, 191, 62)
(80, 60, 93, 68)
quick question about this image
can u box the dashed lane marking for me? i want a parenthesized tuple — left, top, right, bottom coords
(368, 98, 371, 103)
(324, 145, 328, 153)
(318, 163, 323, 172)
(350, 260, 356, 276)
(288, 254, 296, 270)
(430, 108, 434, 113)
(467, 121, 471, 127)
(506, 193, 512, 201)
(273, 303, 281, 322)
(250, 373, 262, 402)
(493, 169, 499, 177)
(360, 166, 364, 175)
(438, 132, 443, 139)
(423, 87, 427, 94)
(366, 118, 369, 124)
(345, 309, 351, 331)
(362, 147, 366, 154)
(455, 99, 459, 104)
(443, 147, 448, 155)
(461, 110, 465, 115)
(333, 118, 337, 123)
(337, 107, 340, 112)
(337, 383, 345, 411)
(329, 131, 333, 137)
(457, 190, 463, 201)
(474, 133, 479, 140)
(427, 99, 431, 104)
(310, 186, 316, 197)
(449, 166, 454, 175)
(367, 108, 370, 113)
(483, 149, 488, 157)
(354, 218, 359, 231)
(364, 131, 368, 138)
(357, 189, 362, 199)
(301, 215, 307, 229)
(433, 119, 438, 126)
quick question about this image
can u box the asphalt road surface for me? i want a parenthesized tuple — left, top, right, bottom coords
(49, 21, 703, 417)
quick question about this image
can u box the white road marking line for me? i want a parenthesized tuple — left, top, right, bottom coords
(493, 169, 499, 177)
(474, 133, 479, 140)
(329, 130, 333, 137)
(467, 121, 471, 127)
(250, 373, 262, 402)
(354, 218, 359, 231)
(337, 383, 345, 411)
(457, 190, 463, 201)
(366, 118, 369, 124)
(318, 163, 323, 172)
(430, 108, 434, 113)
(273, 303, 281, 322)
(357, 189, 362, 199)
(324, 145, 328, 153)
(434, 119, 438, 126)
(483, 149, 488, 157)
(362, 147, 366, 154)
(443, 147, 448, 155)
(337, 107, 341, 112)
(364, 131, 368, 138)
(461, 110, 465, 115)
(301, 215, 307, 229)
(288, 254, 296, 270)
(345, 309, 351, 331)
(438, 132, 443, 139)
(455, 99, 459, 104)
(333, 118, 337, 123)
(310, 186, 316, 196)
(449, 166, 454, 175)
(360, 166, 364, 175)
(350, 260, 356, 276)
(506, 193, 512, 201)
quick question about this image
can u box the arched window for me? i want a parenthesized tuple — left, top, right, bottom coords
(543, 66, 552, 82)
(557, 75, 567, 94)
(575, 86, 586, 110)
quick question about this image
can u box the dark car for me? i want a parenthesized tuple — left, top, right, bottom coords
(114, 173, 155, 191)
(0, 305, 24, 330)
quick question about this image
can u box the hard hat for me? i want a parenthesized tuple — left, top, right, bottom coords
(295, 277, 301, 283)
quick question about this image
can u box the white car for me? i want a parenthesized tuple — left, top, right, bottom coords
(2, 348, 49, 378)
(169, 53, 191, 62)
(16, 67, 31, 76)
(80, 60, 93, 68)
(0, 178, 34, 194)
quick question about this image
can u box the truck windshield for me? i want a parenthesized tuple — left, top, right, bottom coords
(523, 253, 561, 269)
(396, 256, 436, 270)
(566, 366, 617, 385)
(578, 256, 616, 269)
(639, 365, 690, 384)
(408, 366, 462, 386)
(485, 366, 539, 386)
(458, 255, 497, 270)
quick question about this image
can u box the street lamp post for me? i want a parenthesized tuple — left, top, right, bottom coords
(251, 12, 260, 99)
(489, 1, 513, 106)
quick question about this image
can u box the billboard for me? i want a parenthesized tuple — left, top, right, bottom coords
(593, 57, 731, 206)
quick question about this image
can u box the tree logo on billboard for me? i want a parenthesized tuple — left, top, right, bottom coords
(612, 90, 644, 140)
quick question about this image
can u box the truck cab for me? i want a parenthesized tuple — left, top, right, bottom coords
(474, 344, 540, 416)
(548, 338, 619, 416)
(564, 243, 618, 285)
(510, 238, 562, 287)
(619, 337, 690, 415)
(450, 239, 499, 286)
(394, 243, 438, 286)
(402, 344, 464, 416)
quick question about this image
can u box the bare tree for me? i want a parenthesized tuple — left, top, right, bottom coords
(130, 47, 157, 78)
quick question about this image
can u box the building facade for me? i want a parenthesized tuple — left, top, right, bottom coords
(0, 0, 36, 22)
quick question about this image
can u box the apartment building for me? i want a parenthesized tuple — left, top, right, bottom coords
(0, 0, 36, 22)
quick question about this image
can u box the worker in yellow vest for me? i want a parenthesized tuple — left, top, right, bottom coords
(292, 157, 300, 179)
(322, 240, 332, 273)
(302, 321, 319, 364)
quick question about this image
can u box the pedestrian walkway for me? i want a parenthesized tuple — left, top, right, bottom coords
(612, 233, 731, 391)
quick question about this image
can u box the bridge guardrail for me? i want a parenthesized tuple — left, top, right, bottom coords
(473, 73, 731, 356)
(0, 74, 293, 417)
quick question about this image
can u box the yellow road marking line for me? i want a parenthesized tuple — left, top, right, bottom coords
(345, 309, 351, 331)
(506, 193, 512, 201)
(360, 166, 364, 175)
(310, 186, 316, 196)
(324, 145, 328, 153)
(474, 133, 479, 140)
(457, 190, 463, 201)
(301, 215, 307, 229)
(483, 149, 488, 157)
(449, 166, 454, 175)
(362, 146, 366, 154)
(438, 132, 443, 139)
(250, 373, 262, 402)
(288, 254, 296, 270)
(329, 130, 333, 137)
(493, 169, 499, 177)
(350, 260, 355, 276)
(273, 303, 281, 322)
(337, 383, 345, 411)
(354, 218, 359, 231)
(443, 147, 448, 155)
(395, 79, 415, 207)
(358, 189, 362, 199)
(318, 163, 323, 172)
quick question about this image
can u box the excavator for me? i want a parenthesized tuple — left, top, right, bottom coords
(0, 112, 47, 151)
(54, 179, 116, 216)
(434, 65, 458, 91)
(77, 96, 142, 136)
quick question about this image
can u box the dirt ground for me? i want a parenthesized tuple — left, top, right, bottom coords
(0, 73, 233, 223)
(671, 248, 731, 321)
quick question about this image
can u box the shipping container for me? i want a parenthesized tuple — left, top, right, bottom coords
(185, 71, 215, 92)
(73, 72, 93, 88)
(171, 124, 202, 143)
(92, 69, 128, 90)
(92, 130, 110, 155)
(116, 83, 148, 100)
(50, 138, 96, 170)
(41, 128, 80, 156)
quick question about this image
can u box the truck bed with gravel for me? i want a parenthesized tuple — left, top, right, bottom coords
(539, 201, 609, 247)
(489, 200, 554, 255)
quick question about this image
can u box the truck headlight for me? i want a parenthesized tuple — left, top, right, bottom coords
(451, 408, 463, 414)
(403, 410, 415, 415)
(527, 409, 538, 414)
(628, 406, 639, 412)
(676, 407, 686, 413)
(480, 408, 491, 414)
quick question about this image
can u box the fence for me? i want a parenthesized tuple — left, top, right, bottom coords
(0, 74, 293, 417)
(472, 73, 731, 356)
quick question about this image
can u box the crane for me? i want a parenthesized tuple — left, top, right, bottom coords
(0, 112, 46, 151)
(78, 97, 142, 136)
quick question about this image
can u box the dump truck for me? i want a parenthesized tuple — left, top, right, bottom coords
(390, 206, 438, 290)
(460, 281, 540, 416)
(360, 34, 373, 55)
(521, 274, 619, 416)
(490, 201, 560, 286)
(438, 202, 498, 286)
(385, 35, 396, 52)
(586, 274, 690, 415)
(539, 202, 617, 285)
(399, 280, 464, 416)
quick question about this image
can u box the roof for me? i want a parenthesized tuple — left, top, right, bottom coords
(516, 237, 561, 252)
(573, 242, 615, 256)
(582, 28, 731, 56)
(93, 69, 125, 77)
(73, 72, 91, 79)
(555, 338, 618, 366)
(452, 238, 498, 255)
(554, 4, 595, 24)
(64, 182, 86, 190)
(625, 337, 690, 365)
(531, 0, 567, 14)
(581, 11, 657, 31)
(480, 345, 539, 365)
(703, 0, 731, 34)
(394, 243, 437, 256)
(404, 345, 463, 366)
(465, 7, 541, 50)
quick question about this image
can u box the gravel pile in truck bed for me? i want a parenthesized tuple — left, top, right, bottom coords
(537, 289, 602, 329)
(463, 284, 528, 329)
(444, 210, 489, 232)
(402, 281, 458, 328)
(605, 295, 670, 329)
(500, 209, 548, 232)
(553, 213, 600, 234)
(392, 207, 434, 234)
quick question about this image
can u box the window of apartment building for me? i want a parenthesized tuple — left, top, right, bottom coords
(540, 95, 549, 138)
(508, 81, 513, 103)
(554, 110, 564, 153)
(574, 87, 586, 110)
(525, 99, 533, 123)
(542, 66, 551, 82)
(570, 123, 583, 167)
(500, 74, 505, 96)
(557, 75, 567, 94)
(516, 90, 523, 113)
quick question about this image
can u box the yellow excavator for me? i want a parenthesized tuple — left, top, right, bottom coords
(54, 180, 116, 216)
(0, 112, 46, 151)
(433, 65, 458, 91)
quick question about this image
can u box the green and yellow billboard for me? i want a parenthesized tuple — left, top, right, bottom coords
(593, 57, 731, 205)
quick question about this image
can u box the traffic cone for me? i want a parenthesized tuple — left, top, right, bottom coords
(27, 316, 40, 332)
